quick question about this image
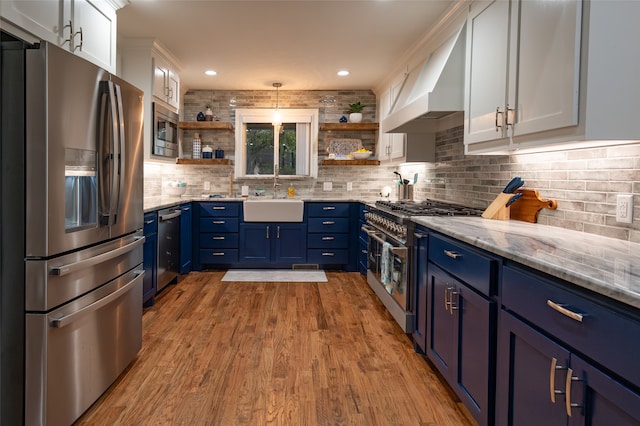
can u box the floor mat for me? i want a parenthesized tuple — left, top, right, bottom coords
(221, 269, 327, 282)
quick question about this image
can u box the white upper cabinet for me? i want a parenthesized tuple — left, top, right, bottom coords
(465, 0, 640, 154)
(0, 0, 118, 72)
(377, 81, 407, 162)
(153, 54, 180, 109)
(465, 0, 580, 152)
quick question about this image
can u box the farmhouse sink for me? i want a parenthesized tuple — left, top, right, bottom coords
(243, 198, 304, 222)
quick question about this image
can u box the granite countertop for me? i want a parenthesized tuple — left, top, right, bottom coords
(413, 216, 640, 310)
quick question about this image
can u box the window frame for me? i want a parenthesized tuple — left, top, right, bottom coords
(234, 108, 319, 179)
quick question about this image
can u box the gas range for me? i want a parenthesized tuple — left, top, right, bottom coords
(375, 199, 484, 217)
(364, 200, 484, 243)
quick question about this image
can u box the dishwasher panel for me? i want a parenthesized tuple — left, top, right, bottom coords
(157, 207, 180, 293)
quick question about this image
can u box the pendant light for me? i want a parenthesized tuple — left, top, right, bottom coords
(272, 82, 282, 127)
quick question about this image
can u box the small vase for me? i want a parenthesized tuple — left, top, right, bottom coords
(349, 112, 363, 123)
(205, 108, 214, 121)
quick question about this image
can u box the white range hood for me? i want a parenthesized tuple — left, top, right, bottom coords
(381, 24, 466, 134)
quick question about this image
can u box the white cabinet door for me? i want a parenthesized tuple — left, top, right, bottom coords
(153, 57, 169, 101)
(152, 53, 180, 108)
(465, 0, 509, 146)
(465, 0, 581, 151)
(167, 69, 180, 109)
(378, 74, 408, 162)
(510, 0, 580, 137)
(0, 0, 68, 45)
(72, 0, 116, 71)
(0, 0, 116, 71)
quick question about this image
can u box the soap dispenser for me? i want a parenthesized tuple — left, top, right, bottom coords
(287, 184, 295, 197)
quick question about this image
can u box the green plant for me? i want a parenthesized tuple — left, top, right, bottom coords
(348, 101, 364, 113)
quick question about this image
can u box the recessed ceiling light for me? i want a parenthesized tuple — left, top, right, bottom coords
(205, 70, 217, 76)
(337, 70, 350, 77)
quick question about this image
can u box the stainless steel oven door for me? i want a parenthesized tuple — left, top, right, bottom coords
(362, 225, 409, 310)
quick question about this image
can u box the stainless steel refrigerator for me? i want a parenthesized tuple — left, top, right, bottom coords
(1, 34, 144, 425)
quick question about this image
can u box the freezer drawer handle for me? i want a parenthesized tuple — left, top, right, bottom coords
(49, 270, 144, 328)
(50, 237, 145, 277)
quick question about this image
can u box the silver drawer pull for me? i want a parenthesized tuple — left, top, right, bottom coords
(212, 252, 225, 256)
(323, 206, 336, 210)
(444, 249, 461, 259)
(144, 219, 155, 225)
(546, 300, 584, 323)
(213, 206, 226, 210)
(565, 367, 583, 416)
(322, 221, 335, 225)
(322, 236, 335, 241)
(212, 236, 225, 240)
(549, 357, 566, 403)
(322, 252, 335, 256)
(213, 220, 225, 224)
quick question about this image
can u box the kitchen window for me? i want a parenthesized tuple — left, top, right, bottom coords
(234, 108, 319, 178)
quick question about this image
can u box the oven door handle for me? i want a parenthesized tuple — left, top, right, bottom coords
(362, 225, 407, 258)
(361, 224, 382, 238)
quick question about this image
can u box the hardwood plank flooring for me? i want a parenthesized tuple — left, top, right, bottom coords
(75, 271, 475, 425)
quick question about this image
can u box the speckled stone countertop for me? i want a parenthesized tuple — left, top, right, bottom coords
(412, 216, 640, 310)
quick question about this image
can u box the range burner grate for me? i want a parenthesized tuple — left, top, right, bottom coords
(375, 200, 483, 216)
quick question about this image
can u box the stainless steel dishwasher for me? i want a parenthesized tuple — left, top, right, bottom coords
(157, 207, 181, 293)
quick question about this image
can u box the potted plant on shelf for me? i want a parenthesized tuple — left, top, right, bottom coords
(204, 103, 214, 121)
(348, 101, 364, 123)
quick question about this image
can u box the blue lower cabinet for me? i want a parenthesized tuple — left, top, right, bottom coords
(306, 202, 355, 269)
(239, 223, 307, 264)
(196, 202, 242, 268)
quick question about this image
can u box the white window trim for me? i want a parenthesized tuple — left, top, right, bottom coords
(234, 108, 319, 178)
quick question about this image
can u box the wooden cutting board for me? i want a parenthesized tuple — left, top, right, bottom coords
(509, 189, 558, 223)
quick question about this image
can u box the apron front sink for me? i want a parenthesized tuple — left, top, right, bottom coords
(243, 199, 304, 222)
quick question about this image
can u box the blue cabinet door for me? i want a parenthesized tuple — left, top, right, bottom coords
(569, 355, 640, 425)
(239, 223, 270, 262)
(274, 223, 307, 263)
(496, 311, 571, 426)
(428, 263, 495, 426)
(179, 203, 192, 274)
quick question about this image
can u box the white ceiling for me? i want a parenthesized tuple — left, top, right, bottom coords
(117, 0, 458, 92)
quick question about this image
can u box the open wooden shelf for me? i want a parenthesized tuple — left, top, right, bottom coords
(321, 159, 380, 166)
(176, 158, 231, 165)
(320, 123, 379, 131)
(178, 121, 234, 131)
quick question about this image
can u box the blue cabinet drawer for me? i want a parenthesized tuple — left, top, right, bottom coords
(307, 218, 349, 233)
(502, 265, 640, 387)
(307, 249, 349, 264)
(307, 233, 349, 249)
(200, 217, 239, 233)
(199, 249, 238, 264)
(307, 202, 350, 217)
(429, 233, 497, 296)
(199, 233, 239, 249)
(144, 212, 158, 234)
(198, 202, 241, 217)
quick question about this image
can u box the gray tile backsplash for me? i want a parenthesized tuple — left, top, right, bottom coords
(145, 89, 640, 243)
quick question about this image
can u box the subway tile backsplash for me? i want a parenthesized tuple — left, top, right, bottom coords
(145, 89, 640, 243)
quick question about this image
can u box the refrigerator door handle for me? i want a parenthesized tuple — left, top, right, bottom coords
(49, 270, 144, 328)
(113, 82, 126, 224)
(106, 81, 119, 226)
(49, 236, 145, 277)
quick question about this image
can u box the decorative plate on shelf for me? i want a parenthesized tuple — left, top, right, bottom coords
(326, 138, 362, 156)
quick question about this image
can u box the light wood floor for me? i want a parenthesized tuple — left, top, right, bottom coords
(75, 271, 475, 425)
